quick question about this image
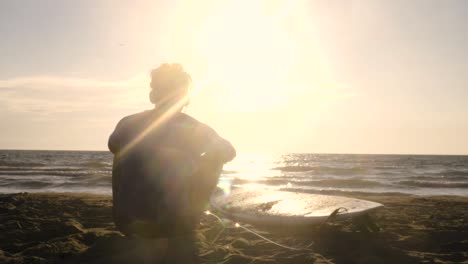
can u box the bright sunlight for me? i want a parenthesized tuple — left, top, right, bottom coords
(164, 0, 345, 112)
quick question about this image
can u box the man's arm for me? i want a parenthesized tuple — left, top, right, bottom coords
(179, 114, 236, 164)
(108, 119, 126, 154)
(196, 124, 236, 164)
(203, 137, 236, 163)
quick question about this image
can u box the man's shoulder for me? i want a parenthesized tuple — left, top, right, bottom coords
(176, 113, 210, 129)
(175, 113, 219, 139)
(176, 112, 199, 123)
(119, 111, 151, 124)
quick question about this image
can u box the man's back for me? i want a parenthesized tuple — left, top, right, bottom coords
(109, 110, 235, 237)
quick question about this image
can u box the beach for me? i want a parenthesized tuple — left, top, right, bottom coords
(3, 1, 468, 263)
(0, 192, 466, 263)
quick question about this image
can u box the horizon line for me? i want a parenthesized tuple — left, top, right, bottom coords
(0, 148, 467, 156)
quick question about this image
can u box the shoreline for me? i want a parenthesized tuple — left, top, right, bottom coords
(2, 188, 467, 199)
(0, 192, 467, 263)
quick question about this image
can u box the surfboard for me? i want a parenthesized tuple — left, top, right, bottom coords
(210, 189, 383, 226)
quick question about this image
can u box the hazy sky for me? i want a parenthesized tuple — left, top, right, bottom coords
(0, 0, 467, 154)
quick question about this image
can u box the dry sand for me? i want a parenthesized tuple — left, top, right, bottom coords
(0, 192, 466, 263)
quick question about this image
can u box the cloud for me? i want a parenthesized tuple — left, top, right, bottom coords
(0, 74, 151, 116)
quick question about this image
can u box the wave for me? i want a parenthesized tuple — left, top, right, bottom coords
(0, 167, 82, 172)
(0, 175, 70, 182)
(82, 174, 112, 184)
(279, 187, 412, 197)
(0, 170, 110, 177)
(0, 180, 53, 188)
(77, 161, 111, 168)
(232, 178, 385, 189)
(54, 181, 110, 188)
(437, 170, 468, 177)
(397, 180, 468, 188)
(272, 165, 367, 175)
(410, 175, 468, 181)
(271, 166, 315, 172)
(0, 176, 112, 190)
(302, 179, 385, 188)
(0, 161, 45, 167)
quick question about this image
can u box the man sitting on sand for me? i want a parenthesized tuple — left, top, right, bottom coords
(108, 63, 235, 261)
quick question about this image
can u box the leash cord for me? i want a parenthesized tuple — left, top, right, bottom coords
(204, 210, 314, 251)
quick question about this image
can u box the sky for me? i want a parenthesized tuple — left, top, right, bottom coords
(0, 0, 467, 154)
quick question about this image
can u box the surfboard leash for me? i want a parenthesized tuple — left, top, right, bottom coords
(204, 210, 314, 252)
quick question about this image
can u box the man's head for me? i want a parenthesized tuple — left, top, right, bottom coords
(149, 63, 192, 111)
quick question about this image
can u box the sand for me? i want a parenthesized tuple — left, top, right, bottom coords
(0, 192, 467, 263)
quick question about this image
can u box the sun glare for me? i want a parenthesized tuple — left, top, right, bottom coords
(193, 1, 297, 111)
(165, 0, 342, 112)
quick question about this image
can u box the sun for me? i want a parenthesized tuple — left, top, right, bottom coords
(164, 0, 339, 112)
(192, 1, 300, 111)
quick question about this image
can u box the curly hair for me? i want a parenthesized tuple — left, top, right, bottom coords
(149, 63, 192, 106)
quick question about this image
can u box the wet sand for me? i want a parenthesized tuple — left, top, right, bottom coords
(0, 192, 466, 263)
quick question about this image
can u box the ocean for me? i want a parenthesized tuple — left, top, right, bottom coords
(0, 150, 467, 197)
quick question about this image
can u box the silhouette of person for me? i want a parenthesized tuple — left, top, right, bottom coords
(108, 63, 236, 263)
